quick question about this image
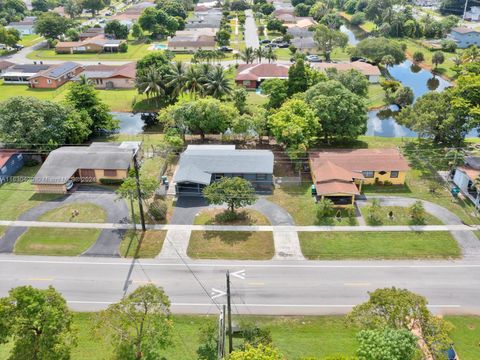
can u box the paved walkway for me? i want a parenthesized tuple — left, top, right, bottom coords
(0, 188, 129, 257)
(357, 196, 480, 257)
(244, 9, 260, 49)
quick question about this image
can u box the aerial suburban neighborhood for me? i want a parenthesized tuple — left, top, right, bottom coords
(0, 0, 480, 358)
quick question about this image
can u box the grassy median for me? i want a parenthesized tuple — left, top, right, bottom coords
(119, 230, 167, 258)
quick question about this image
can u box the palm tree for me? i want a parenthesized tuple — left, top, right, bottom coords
(203, 65, 233, 99)
(381, 55, 396, 68)
(184, 66, 204, 99)
(165, 62, 187, 98)
(265, 46, 277, 63)
(240, 47, 255, 64)
(255, 47, 265, 63)
(77, 74, 92, 85)
(136, 67, 165, 106)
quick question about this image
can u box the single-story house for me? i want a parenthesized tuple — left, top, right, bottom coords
(291, 37, 316, 52)
(453, 156, 480, 208)
(29, 62, 83, 89)
(0, 152, 24, 184)
(309, 149, 410, 206)
(55, 35, 126, 54)
(7, 16, 36, 35)
(32, 142, 141, 194)
(173, 145, 274, 196)
(75, 62, 136, 89)
(464, 6, 480, 21)
(235, 63, 291, 89)
(310, 61, 381, 83)
(273, 8, 295, 17)
(0, 60, 14, 74)
(1, 63, 52, 84)
(287, 26, 313, 38)
(284, 17, 316, 29)
(52, 6, 66, 16)
(79, 28, 105, 41)
(167, 34, 216, 52)
(448, 27, 480, 49)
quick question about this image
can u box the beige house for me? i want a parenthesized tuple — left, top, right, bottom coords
(33, 142, 141, 194)
(167, 34, 216, 52)
(55, 35, 126, 54)
(75, 63, 136, 89)
(310, 61, 381, 83)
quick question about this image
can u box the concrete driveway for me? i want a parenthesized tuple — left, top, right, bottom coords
(0, 186, 129, 257)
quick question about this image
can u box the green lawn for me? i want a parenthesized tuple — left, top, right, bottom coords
(446, 316, 480, 360)
(188, 231, 274, 260)
(119, 230, 167, 258)
(0, 166, 60, 220)
(38, 203, 106, 223)
(360, 205, 443, 226)
(18, 34, 44, 47)
(94, 133, 165, 149)
(140, 156, 165, 179)
(366, 83, 387, 109)
(299, 231, 461, 260)
(246, 91, 268, 107)
(194, 209, 270, 225)
(14, 228, 101, 256)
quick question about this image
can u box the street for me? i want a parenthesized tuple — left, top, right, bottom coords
(244, 9, 260, 49)
(1, 255, 479, 315)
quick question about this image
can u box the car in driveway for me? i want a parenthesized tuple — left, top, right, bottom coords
(219, 46, 233, 52)
(276, 42, 289, 48)
(260, 39, 271, 44)
(306, 54, 322, 62)
(12, 44, 24, 51)
(264, 43, 278, 48)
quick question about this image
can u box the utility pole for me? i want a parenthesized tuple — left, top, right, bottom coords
(463, 0, 469, 20)
(226, 270, 233, 354)
(217, 305, 226, 360)
(133, 152, 146, 232)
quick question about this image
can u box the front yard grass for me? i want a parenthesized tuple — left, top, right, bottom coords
(188, 231, 274, 260)
(194, 209, 270, 225)
(140, 156, 166, 179)
(366, 83, 387, 109)
(18, 34, 43, 47)
(38, 203, 107, 223)
(360, 205, 443, 226)
(14, 228, 101, 256)
(119, 230, 167, 258)
(445, 316, 480, 360)
(299, 231, 461, 260)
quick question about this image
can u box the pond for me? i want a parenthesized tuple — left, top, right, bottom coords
(111, 112, 150, 135)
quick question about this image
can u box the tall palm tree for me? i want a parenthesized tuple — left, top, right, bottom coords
(255, 47, 265, 63)
(265, 46, 277, 63)
(203, 65, 233, 99)
(165, 62, 187, 98)
(136, 67, 165, 106)
(184, 66, 204, 99)
(77, 74, 92, 85)
(240, 47, 255, 64)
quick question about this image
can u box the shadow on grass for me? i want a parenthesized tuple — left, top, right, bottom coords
(122, 230, 146, 259)
(204, 231, 253, 245)
(205, 210, 256, 225)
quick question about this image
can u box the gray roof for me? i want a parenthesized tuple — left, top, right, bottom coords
(466, 156, 480, 170)
(33, 142, 140, 185)
(173, 145, 274, 185)
(291, 36, 316, 49)
(451, 27, 480, 34)
(31, 62, 80, 79)
(6, 64, 51, 74)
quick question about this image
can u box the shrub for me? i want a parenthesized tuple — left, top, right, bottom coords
(410, 200, 425, 224)
(24, 159, 39, 167)
(100, 178, 124, 185)
(367, 199, 382, 225)
(412, 51, 424, 63)
(317, 198, 334, 218)
(350, 12, 365, 26)
(118, 42, 128, 53)
(441, 38, 457, 53)
(148, 199, 168, 221)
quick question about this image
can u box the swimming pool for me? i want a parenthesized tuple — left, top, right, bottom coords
(153, 44, 167, 50)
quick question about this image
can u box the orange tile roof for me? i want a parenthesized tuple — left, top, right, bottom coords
(315, 180, 360, 195)
(314, 160, 364, 182)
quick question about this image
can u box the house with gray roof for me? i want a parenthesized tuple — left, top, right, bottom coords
(448, 27, 480, 48)
(7, 16, 36, 35)
(1, 63, 52, 84)
(29, 62, 83, 89)
(173, 145, 274, 196)
(33, 142, 141, 194)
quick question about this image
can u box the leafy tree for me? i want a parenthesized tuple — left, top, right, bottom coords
(365, 0, 392, 25)
(0, 0, 27, 25)
(139, 7, 179, 38)
(333, 69, 369, 97)
(432, 51, 445, 69)
(66, 81, 118, 133)
(203, 177, 257, 213)
(317, 198, 334, 218)
(116, 174, 159, 200)
(352, 37, 406, 64)
(0, 286, 76, 360)
(230, 0, 249, 11)
(136, 66, 166, 105)
(260, 2, 275, 15)
(367, 198, 382, 225)
(295, 3, 311, 16)
(240, 47, 255, 64)
(441, 38, 457, 52)
(381, 54, 396, 68)
(0, 26, 20, 47)
(347, 287, 453, 359)
(228, 344, 284, 360)
(131, 23, 144, 40)
(0, 97, 91, 148)
(197, 323, 218, 360)
(216, 28, 231, 46)
(351, 12, 366, 25)
(97, 284, 172, 360)
(82, 0, 106, 16)
(287, 58, 309, 95)
(356, 328, 418, 360)
(412, 51, 424, 63)
(314, 24, 348, 62)
(410, 200, 426, 224)
(34, 12, 71, 41)
(32, 0, 53, 12)
(266, 18, 285, 33)
(305, 80, 367, 143)
(157, 0, 188, 19)
(260, 78, 288, 109)
(232, 86, 248, 114)
(105, 20, 129, 39)
(393, 86, 414, 108)
(64, 0, 83, 18)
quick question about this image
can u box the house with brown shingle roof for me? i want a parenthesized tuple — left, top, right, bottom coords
(310, 61, 381, 83)
(167, 33, 216, 52)
(74, 62, 136, 89)
(55, 35, 126, 54)
(235, 63, 291, 89)
(309, 149, 410, 206)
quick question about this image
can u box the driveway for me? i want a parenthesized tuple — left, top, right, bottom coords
(0, 186, 129, 257)
(357, 196, 480, 258)
(244, 9, 260, 49)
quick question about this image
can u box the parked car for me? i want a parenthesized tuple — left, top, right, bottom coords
(264, 43, 278, 48)
(306, 54, 321, 62)
(105, 12, 112, 16)
(272, 37, 284, 43)
(12, 44, 24, 51)
(66, 179, 74, 191)
(276, 42, 289, 48)
(219, 46, 233, 52)
(260, 39, 271, 44)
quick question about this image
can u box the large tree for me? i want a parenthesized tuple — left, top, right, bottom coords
(0, 286, 76, 360)
(287, 58, 309, 95)
(260, 78, 288, 109)
(348, 287, 453, 359)
(139, 7, 179, 38)
(313, 24, 348, 62)
(327, 68, 369, 97)
(82, 0, 106, 16)
(305, 80, 367, 143)
(105, 20, 129, 39)
(98, 284, 172, 359)
(34, 12, 71, 40)
(0, 97, 91, 147)
(64, 0, 83, 18)
(203, 177, 257, 213)
(352, 37, 406, 65)
(0, 26, 20, 47)
(356, 328, 418, 360)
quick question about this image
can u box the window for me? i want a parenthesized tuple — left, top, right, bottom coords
(390, 171, 399, 178)
(378, 171, 387, 175)
(104, 169, 117, 177)
(47, 79, 52, 84)
(256, 174, 267, 181)
(362, 171, 374, 178)
(214, 174, 224, 181)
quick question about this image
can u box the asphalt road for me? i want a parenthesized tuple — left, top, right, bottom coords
(1, 255, 479, 316)
(244, 9, 260, 49)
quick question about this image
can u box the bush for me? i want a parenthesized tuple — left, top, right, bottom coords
(412, 51, 424, 63)
(410, 200, 425, 224)
(99, 178, 124, 185)
(350, 12, 365, 25)
(24, 159, 39, 167)
(148, 199, 168, 221)
(317, 198, 334, 218)
(118, 42, 128, 53)
(367, 199, 382, 225)
(47, 38, 58, 48)
(441, 38, 457, 52)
